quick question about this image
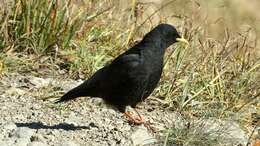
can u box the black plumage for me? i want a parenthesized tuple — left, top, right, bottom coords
(56, 24, 188, 116)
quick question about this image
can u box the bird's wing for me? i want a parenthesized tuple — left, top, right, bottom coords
(75, 51, 149, 100)
(106, 52, 150, 95)
(110, 53, 141, 69)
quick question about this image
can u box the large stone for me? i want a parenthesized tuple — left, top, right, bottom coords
(193, 119, 248, 146)
(3, 122, 17, 131)
(131, 125, 157, 146)
(12, 127, 34, 139)
(29, 77, 52, 88)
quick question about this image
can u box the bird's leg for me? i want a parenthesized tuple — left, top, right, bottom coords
(123, 109, 155, 132)
(132, 108, 155, 132)
(124, 111, 144, 125)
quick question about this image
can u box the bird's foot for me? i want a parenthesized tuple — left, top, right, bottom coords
(124, 112, 155, 133)
(124, 112, 145, 125)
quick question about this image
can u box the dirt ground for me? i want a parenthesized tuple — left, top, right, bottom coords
(0, 73, 181, 146)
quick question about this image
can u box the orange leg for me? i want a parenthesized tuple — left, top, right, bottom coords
(124, 109, 155, 132)
(124, 111, 145, 125)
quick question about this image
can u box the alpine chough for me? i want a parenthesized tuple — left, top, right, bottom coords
(56, 23, 189, 124)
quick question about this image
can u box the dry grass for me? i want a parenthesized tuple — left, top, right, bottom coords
(0, 0, 259, 145)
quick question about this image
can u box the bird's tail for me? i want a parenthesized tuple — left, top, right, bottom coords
(55, 83, 91, 103)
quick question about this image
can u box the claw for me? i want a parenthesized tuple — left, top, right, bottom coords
(124, 112, 145, 125)
(123, 110, 156, 133)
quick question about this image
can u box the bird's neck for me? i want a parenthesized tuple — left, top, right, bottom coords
(141, 38, 167, 56)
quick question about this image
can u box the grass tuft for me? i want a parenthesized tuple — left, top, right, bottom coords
(0, 0, 84, 55)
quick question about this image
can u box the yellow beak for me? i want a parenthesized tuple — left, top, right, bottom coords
(176, 37, 189, 46)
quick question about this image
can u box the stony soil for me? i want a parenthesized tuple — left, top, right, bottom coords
(0, 74, 180, 146)
(0, 74, 252, 146)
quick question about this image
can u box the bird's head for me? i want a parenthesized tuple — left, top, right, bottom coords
(156, 23, 189, 47)
(143, 24, 189, 50)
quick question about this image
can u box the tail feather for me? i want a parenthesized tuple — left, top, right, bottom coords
(55, 83, 88, 103)
(55, 90, 78, 103)
(55, 80, 100, 103)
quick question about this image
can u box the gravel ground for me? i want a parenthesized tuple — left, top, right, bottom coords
(0, 74, 252, 146)
(0, 74, 179, 146)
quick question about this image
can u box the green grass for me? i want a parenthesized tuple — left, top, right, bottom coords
(0, 0, 259, 145)
(0, 0, 83, 54)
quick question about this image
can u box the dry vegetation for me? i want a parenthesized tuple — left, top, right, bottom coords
(0, 0, 259, 145)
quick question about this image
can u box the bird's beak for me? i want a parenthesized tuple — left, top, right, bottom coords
(176, 37, 189, 46)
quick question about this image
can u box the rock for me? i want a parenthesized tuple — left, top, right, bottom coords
(31, 134, 46, 142)
(29, 77, 52, 88)
(131, 125, 157, 146)
(12, 127, 34, 139)
(59, 141, 79, 146)
(194, 119, 248, 146)
(64, 112, 80, 126)
(13, 138, 30, 146)
(28, 141, 49, 146)
(0, 140, 14, 146)
(5, 87, 26, 95)
(3, 122, 17, 131)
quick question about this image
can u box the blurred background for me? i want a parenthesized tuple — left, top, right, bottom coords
(115, 0, 260, 40)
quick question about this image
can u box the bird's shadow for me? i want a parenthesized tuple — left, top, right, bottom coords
(15, 122, 90, 131)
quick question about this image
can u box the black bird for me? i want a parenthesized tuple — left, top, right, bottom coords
(56, 24, 188, 124)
